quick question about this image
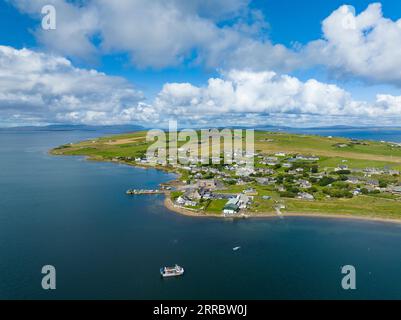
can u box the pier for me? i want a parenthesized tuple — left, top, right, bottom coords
(126, 189, 164, 195)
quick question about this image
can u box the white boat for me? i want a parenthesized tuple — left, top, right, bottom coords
(160, 265, 184, 278)
(233, 246, 241, 251)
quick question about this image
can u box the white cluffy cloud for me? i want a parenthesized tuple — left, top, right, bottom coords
(0, 45, 154, 125)
(11, 0, 297, 70)
(306, 3, 401, 85)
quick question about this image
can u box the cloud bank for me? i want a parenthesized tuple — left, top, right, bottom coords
(153, 70, 401, 126)
(0, 45, 154, 126)
(1, 46, 401, 127)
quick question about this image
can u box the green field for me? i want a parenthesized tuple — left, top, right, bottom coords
(53, 130, 401, 169)
(205, 199, 227, 213)
(254, 131, 401, 169)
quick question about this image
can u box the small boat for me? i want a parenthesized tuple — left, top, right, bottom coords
(160, 265, 184, 278)
(233, 246, 241, 251)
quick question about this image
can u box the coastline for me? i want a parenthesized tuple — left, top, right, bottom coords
(164, 194, 401, 224)
(51, 150, 401, 225)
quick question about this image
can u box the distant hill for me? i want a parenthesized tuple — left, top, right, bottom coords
(0, 124, 145, 133)
(2, 123, 401, 134)
(303, 125, 401, 131)
(254, 124, 401, 131)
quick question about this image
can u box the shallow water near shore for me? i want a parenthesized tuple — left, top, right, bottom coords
(2, 129, 401, 299)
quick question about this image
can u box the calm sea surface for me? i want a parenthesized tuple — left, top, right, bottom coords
(1, 128, 401, 299)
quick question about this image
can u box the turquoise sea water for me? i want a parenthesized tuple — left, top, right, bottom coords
(1, 128, 401, 299)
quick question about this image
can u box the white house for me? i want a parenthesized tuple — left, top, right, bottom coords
(223, 198, 240, 215)
(297, 192, 314, 200)
(237, 194, 252, 209)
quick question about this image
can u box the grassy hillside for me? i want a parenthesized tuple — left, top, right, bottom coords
(254, 131, 401, 169)
(53, 130, 401, 169)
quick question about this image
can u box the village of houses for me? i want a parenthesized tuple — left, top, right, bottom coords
(126, 149, 401, 217)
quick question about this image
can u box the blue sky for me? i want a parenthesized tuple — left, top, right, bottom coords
(1, 0, 401, 127)
(254, 0, 401, 44)
(2, 0, 399, 94)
